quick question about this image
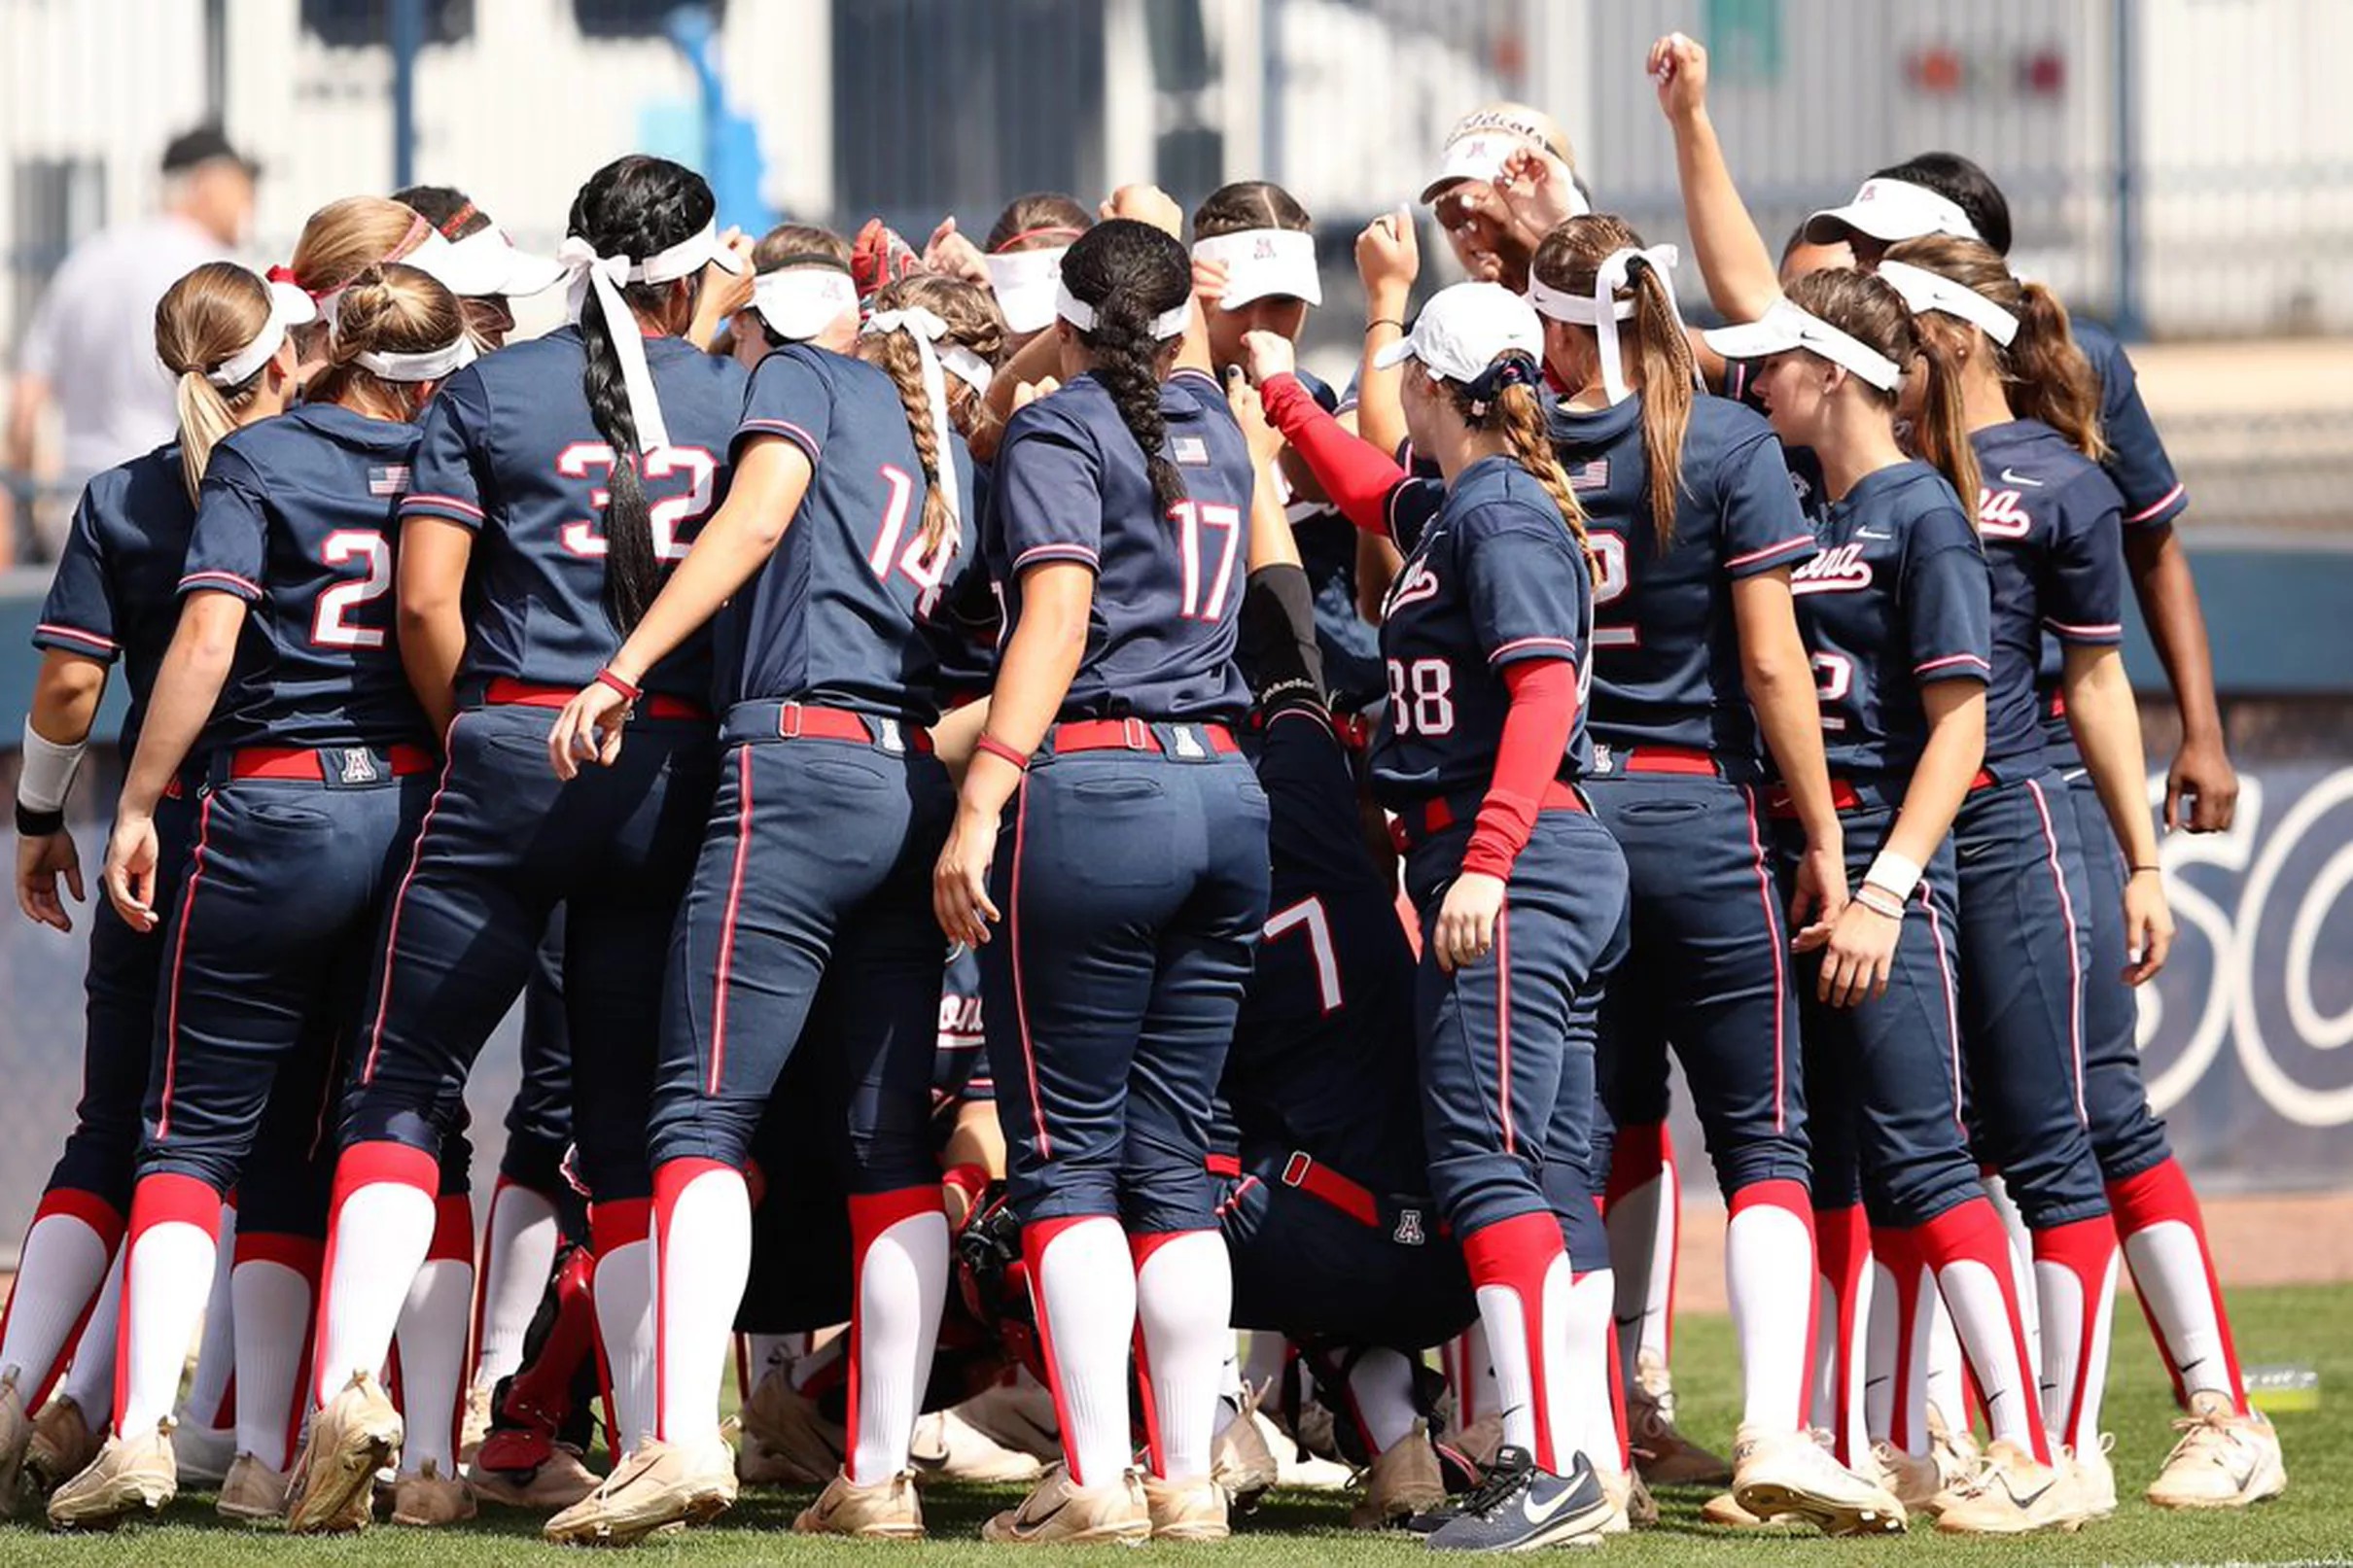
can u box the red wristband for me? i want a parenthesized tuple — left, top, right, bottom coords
(594, 667, 643, 704)
(974, 733, 1030, 771)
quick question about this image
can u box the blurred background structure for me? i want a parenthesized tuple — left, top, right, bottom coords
(0, 0, 2347, 1236)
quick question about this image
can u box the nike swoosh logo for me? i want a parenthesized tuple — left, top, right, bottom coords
(2008, 1479, 2056, 1509)
(1522, 1483, 1583, 1525)
(1857, 529, 1893, 540)
(1865, 1376, 1891, 1389)
(1013, 1498, 1071, 1535)
(2000, 469, 2044, 487)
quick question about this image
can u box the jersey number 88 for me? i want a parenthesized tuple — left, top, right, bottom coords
(1386, 657, 1456, 736)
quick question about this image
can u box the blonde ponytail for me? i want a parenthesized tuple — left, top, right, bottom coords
(1494, 382, 1598, 585)
(155, 261, 278, 504)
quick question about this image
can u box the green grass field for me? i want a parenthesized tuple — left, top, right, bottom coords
(0, 1283, 2342, 1566)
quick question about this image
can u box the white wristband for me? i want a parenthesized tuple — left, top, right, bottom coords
(1863, 849, 1923, 904)
(18, 719, 88, 813)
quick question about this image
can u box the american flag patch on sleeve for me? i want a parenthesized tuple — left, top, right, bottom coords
(1568, 457, 1609, 492)
(369, 465, 412, 497)
(1172, 436, 1210, 467)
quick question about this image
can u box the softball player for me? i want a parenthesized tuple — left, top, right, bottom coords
(540, 274, 1000, 1545)
(931, 202, 1269, 1547)
(293, 157, 747, 1534)
(729, 222, 860, 368)
(1, 261, 310, 1511)
(50, 262, 463, 1528)
(1524, 215, 1907, 1536)
(979, 192, 1091, 354)
(1251, 282, 1629, 1552)
(392, 185, 565, 351)
(1704, 270, 2092, 1535)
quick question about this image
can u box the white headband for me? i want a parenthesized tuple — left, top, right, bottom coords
(984, 245, 1070, 334)
(752, 267, 860, 342)
(1055, 282, 1189, 342)
(1875, 259, 2020, 347)
(862, 306, 966, 539)
(1190, 227, 1322, 309)
(557, 222, 745, 456)
(1526, 244, 1688, 406)
(207, 275, 317, 387)
(354, 335, 477, 383)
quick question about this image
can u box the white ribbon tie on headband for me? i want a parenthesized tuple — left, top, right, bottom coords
(1875, 259, 2020, 346)
(1526, 244, 1687, 405)
(1055, 282, 1191, 342)
(557, 221, 745, 456)
(862, 306, 965, 534)
(208, 273, 316, 387)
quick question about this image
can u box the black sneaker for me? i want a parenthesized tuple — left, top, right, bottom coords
(1423, 1446, 1611, 1552)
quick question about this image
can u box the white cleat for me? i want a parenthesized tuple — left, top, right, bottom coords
(1731, 1423, 1906, 1536)
(1934, 1439, 2092, 1536)
(2146, 1391, 2287, 1511)
(47, 1417, 177, 1529)
(288, 1370, 403, 1535)
(543, 1436, 736, 1547)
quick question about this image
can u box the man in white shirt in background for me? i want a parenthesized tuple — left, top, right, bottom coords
(2, 125, 257, 567)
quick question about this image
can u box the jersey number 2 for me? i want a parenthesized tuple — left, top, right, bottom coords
(313, 530, 392, 649)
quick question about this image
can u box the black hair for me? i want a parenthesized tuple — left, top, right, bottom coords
(393, 184, 493, 241)
(1870, 152, 2013, 257)
(564, 156, 715, 633)
(1058, 219, 1193, 513)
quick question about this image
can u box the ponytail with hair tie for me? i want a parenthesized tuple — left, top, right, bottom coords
(1462, 353, 1538, 419)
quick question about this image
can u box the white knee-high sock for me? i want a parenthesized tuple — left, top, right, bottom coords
(1984, 1172, 2042, 1382)
(651, 1161, 752, 1447)
(230, 1236, 318, 1471)
(1026, 1216, 1136, 1489)
(313, 1142, 439, 1409)
(115, 1175, 223, 1437)
(1726, 1182, 1816, 1433)
(1461, 1212, 1575, 1473)
(1913, 1201, 2051, 1463)
(2032, 1217, 2121, 1452)
(0, 1191, 123, 1409)
(589, 1202, 655, 1457)
(473, 1178, 560, 1391)
(1602, 1124, 1674, 1382)
(1564, 1267, 1624, 1485)
(1341, 1347, 1423, 1455)
(179, 1200, 238, 1432)
(847, 1192, 949, 1484)
(56, 1247, 124, 1429)
(394, 1194, 474, 1477)
(2109, 1159, 2248, 1411)
(1133, 1229, 1230, 1483)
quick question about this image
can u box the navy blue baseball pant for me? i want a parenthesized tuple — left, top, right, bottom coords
(2059, 767, 2171, 1180)
(500, 908, 576, 1196)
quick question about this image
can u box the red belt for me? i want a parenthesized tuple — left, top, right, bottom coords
(1051, 718, 1240, 756)
(773, 702, 933, 752)
(1280, 1151, 1381, 1229)
(1615, 745, 1717, 777)
(1397, 778, 1586, 849)
(1768, 768, 1995, 819)
(228, 744, 436, 782)
(1205, 1152, 1242, 1179)
(485, 677, 709, 722)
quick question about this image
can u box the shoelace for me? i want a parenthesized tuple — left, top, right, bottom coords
(1457, 1457, 1536, 1519)
(2164, 1411, 2241, 1466)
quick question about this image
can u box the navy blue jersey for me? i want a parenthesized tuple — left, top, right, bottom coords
(928, 458, 1001, 701)
(33, 444, 196, 755)
(178, 404, 430, 752)
(1368, 455, 1594, 809)
(988, 367, 1254, 723)
(1548, 394, 1814, 762)
(1229, 706, 1427, 1190)
(1969, 420, 2125, 778)
(2074, 318, 2186, 529)
(1786, 460, 1990, 782)
(718, 345, 976, 724)
(400, 327, 747, 705)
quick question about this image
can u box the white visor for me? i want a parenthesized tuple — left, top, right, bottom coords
(410, 225, 566, 299)
(207, 275, 318, 387)
(753, 266, 860, 342)
(1370, 281, 1546, 386)
(354, 334, 476, 383)
(1056, 282, 1189, 342)
(985, 245, 1069, 334)
(1805, 178, 1981, 246)
(1192, 228, 1322, 310)
(1703, 299, 1904, 391)
(1874, 259, 2019, 346)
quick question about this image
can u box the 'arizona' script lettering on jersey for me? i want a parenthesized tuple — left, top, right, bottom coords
(1792, 540, 1873, 594)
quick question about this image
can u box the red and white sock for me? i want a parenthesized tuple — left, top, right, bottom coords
(1984, 1172, 2042, 1379)
(1445, 1323, 1499, 1431)
(650, 1159, 751, 1448)
(1910, 1199, 2050, 1463)
(1923, 1289, 1967, 1440)
(0, 1190, 123, 1409)
(472, 1178, 561, 1393)
(1132, 1229, 1229, 1483)
(179, 1199, 238, 1435)
(2032, 1217, 2118, 1452)
(1866, 1227, 1931, 1452)
(1602, 1123, 1675, 1383)
(1024, 1216, 1135, 1488)
(1461, 1211, 1573, 1473)
(54, 1247, 123, 1432)
(1810, 1204, 1871, 1468)
(846, 1190, 949, 1483)
(230, 1234, 318, 1472)
(112, 1174, 222, 1437)
(1726, 1181, 1816, 1433)
(589, 1200, 654, 1457)
(1565, 1265, 1625, 1485)
(1340, 1346, 1422, 1455)
(2109, 1158, 2248, 1412)
(394, 1193, 474, 1477)
(313, 1141, 439, 1409)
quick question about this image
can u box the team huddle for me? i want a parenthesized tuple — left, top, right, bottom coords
(5, 30, 2289, 1552)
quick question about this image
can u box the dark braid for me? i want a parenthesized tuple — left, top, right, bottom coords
(1059, 219, 1192, 514)
(565, 156, 715, 633)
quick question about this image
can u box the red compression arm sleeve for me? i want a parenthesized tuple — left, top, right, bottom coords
(1258, 372, 1411, 538)
(1461, 658, 1579, 881)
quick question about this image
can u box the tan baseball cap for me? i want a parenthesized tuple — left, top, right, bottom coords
(1422, 103, 1577, 204)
